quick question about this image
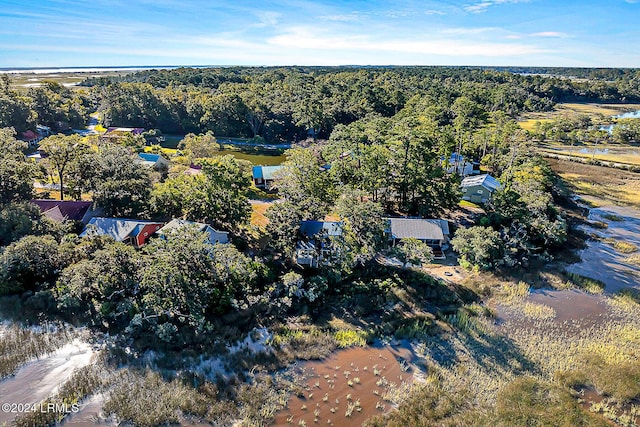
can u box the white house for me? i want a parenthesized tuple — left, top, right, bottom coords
(157, 219, 229, 245)
(443, 153, 481, 177)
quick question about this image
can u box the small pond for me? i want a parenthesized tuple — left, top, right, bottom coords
(161, 135, 288, 166)
(600, 109, 640, 134)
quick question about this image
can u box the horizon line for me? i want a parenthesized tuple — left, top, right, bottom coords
(1, 64, 639, 73)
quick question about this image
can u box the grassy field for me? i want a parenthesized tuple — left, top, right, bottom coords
(539, 144, 640, 167)
(547, 158, 640, 208)
(7, 70, 135, 91)
(518, 102, 640, 131)
(250, 201, 271, 228)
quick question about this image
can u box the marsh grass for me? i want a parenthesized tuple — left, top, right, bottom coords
(0, 324, 72, 379)
(522, 302, 556, 319)
(603, 238, 638, 254)
(564, 272, 606, 294)
(394, 317, 434, 340)
(610, 288, 640, 313)
(13, 362, 105, 427)
(333, 329, 370, 348)
(624, 254, 640, 266)
(548, 158, 640, 209)
(589, 399, 640, 427)
(493, 282, 555, 320)
(602, 213, 624, 222)
(103, 369, 215, 427)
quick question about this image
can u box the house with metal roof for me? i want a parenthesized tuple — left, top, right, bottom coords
(442, 153, 481, 177)
(386, 217, 451, 259)
(31, 200, 99, 224)
(461, 174, 502, 204)
(157, 219, 229, 245)
(137, 153, 170, 170)
(295, 220, 343, 268)
(252, 165, 283, 189)
(80, 217, 164, 248)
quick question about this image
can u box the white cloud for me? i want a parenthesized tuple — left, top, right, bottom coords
(318, 13, 363, 22)
(531, 31, 569, 38)
(440, 27, 498, 35)
(267, 27, 547, 57)
(252, 11, 281, 28)
(464, 0, 529, 13)
(424, 9, 447, 15)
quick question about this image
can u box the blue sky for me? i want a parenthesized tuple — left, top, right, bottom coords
(1, 0, 638, 67)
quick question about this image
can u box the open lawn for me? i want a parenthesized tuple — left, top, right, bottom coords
(250, 200, 271, 228)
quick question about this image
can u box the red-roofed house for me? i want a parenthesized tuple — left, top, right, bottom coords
(30, 200, 100, 224)
(21, 130, 41, 148)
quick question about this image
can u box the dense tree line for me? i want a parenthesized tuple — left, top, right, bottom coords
(78, 66, 640, 142)
(0, 77, 91, 133)
(78, 66, 640, 143)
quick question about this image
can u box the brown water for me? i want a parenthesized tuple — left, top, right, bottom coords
(274, 345, 414, 427)
(214, 149, 286, 166)
(568, 205, 640, 294)
(529, 289, 609, 326)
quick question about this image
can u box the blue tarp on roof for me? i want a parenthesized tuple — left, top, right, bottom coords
(138, 153, 162, 162)
(252, 166, 263, 180)
(252, 165, 283, 180)
(299, 221, 343, 237)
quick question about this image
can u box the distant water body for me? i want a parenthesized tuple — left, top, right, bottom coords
(0, 65, 214, 74)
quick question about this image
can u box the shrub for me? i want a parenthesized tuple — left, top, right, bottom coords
(333, 329, 370, 348)
(0, 235, 62, 295)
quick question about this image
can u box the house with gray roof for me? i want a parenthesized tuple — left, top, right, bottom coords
(252, 165, 283, 189)
(80, 217, 164, 248)
(386, 217, 451, 259)
(461, 174, 502, 204)
(295, 220, 343, 268)
(157, 219, 229, 245)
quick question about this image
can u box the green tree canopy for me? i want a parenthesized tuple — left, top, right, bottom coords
(177, 131, 220, 162)
(0, 128, 37, 205)
(40, 133, 89, 200)
(451, 226, 505, 270)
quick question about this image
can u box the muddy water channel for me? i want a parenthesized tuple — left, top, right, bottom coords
(274, 344, 415, 427)
(568, 205, 640, 293)
(0, 341, 96, 425)
(498, 202, 640, 329)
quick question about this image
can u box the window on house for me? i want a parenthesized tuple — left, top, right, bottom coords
(477, 189, 483, 194)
